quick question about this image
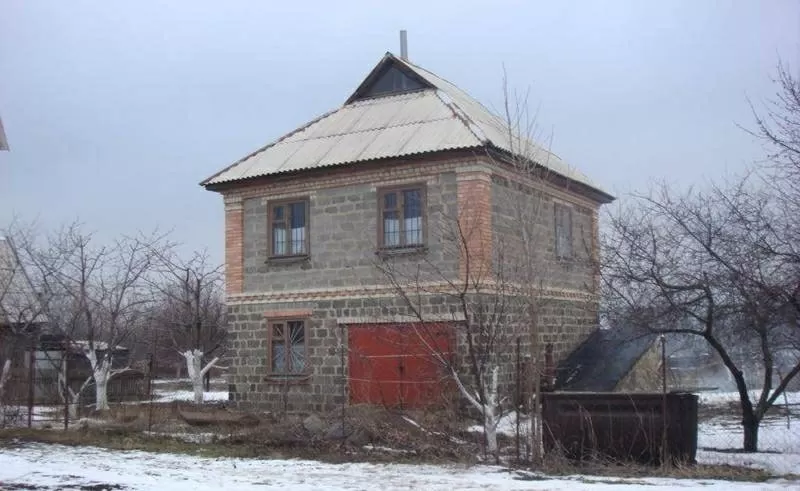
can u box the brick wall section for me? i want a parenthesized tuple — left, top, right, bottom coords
(217, 154, 605, 413)
(224, 200, 244, 295)
(490, 171, 601, 363)
(456, 169, 492, 282)
(239, 171, 458, 294)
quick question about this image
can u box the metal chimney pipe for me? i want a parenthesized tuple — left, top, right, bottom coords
(400, 30, 408, 60)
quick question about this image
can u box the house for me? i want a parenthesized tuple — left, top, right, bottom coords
(201, 49, 614, 412)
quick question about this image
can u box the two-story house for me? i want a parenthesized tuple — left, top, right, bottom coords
(202, 51, 614, 412)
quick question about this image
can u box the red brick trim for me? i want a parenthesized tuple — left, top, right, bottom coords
(224, 205, 244, 295)
(457, 170, 492, 282)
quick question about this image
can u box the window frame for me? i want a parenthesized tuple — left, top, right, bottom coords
(377, 184, 427, 250)
(267, 197, 310, 259)
(554, 202, 573, 259)
(266, 318, 309, 378)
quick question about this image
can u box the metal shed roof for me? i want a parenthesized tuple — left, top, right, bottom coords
(202, 53, 605, 195)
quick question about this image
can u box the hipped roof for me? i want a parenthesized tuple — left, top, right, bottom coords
(202, 53, 611, 201)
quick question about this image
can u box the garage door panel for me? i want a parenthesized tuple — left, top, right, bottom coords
(348, 322, 455, 408)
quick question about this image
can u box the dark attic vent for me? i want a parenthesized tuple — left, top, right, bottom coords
(362, 64, 427, 98)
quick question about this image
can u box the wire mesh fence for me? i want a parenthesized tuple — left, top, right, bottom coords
(2, 340, 798, 475)
(695, 389, 800, 473)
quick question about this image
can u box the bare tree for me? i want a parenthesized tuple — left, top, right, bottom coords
(0, 230, 50, 423)
(372, 78, 599, 464)
(602, 175, 800, 452)
(20, 224, 165, 412)
(150, 250, 227, 404)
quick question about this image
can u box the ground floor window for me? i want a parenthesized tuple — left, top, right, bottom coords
(269, 320, 307, 375)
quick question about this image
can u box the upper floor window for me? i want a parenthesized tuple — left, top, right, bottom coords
(554, 202, 573, 259)
(269, 199, 309, 257)
(379, 186, 425, 249)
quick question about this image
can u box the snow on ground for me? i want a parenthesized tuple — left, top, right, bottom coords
(697, 390, 800, 407)
(0, 442, 795, 490)
(150, 389, 229, 403)
(467, 412, 528, 437)
(695, 390, 800, 475)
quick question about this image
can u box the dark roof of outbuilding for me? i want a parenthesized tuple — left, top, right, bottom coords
(555, 326, 657, 392)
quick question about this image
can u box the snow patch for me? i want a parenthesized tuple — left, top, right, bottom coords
(0, 442, 795, 490)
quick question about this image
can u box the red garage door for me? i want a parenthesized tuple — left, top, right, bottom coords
(348, 323, 455, 409)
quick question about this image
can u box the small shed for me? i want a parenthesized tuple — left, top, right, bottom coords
(555, 327, 660, 392)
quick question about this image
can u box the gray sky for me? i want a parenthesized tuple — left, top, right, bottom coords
(1, 1, 798, 264)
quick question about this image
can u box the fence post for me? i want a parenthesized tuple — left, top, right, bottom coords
(340, 323, 346, 450)
(27, 341, 35, 428)
(660, 335, 668, 466)
(62, 351, 69, 431)
(515, 337, 521, 464)
(147, 353, 154, 432)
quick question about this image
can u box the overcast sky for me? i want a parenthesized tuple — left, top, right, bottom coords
(1, 1, 798, 263)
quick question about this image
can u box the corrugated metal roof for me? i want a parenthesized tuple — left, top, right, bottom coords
(202, 54, 605, 194)
(395, 57, 598, 187)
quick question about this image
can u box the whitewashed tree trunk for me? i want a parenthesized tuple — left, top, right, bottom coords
(85, 348, 120, 412)
(57, 371, 83, 420)
(483, 366, 501, 462)
(182, 349, 219, 404)
(483, 404, 499, 459)
(0, 359, 11, 425)
(451, 364, 502, 463)
(0, 359, 11, 400)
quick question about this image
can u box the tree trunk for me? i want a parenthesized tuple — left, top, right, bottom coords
(85, 349, 112, 412)
(93, 363, 111, 411)
(0, 360, 10, 426)
(183, 349, 218, 405)
(743, 415, 760, 452)
(0, 359, 11, 402)
(184, 350, 204, 404)
(484, 407, 499, 464)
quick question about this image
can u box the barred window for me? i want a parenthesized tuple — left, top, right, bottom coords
(269, 320, 307, 375)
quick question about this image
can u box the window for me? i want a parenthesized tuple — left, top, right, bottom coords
(554, 203, 573, 259)
(379, 186, 425, 249)
(269, 199, 309, 257)
(269, 320, 307, 375)
(363, 65, 427, 98)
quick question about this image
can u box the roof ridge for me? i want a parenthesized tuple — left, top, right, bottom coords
(433, 90, 488, 146)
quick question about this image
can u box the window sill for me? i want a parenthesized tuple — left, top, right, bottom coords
(263, 373, 312, 385)
(376, 246, 428, 258)
(266, 255, 310, 265)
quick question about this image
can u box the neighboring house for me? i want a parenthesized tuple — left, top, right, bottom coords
(0, 237, 46, 404)
(0, 115, 8, 151)
(202, 51, 614, 412)
(29, 336, 144, 406)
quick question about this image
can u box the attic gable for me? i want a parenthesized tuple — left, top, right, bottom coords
(346, 54, 433, 103)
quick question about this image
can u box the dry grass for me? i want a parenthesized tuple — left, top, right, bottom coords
(0, 403, 786, 483)
(527, 449, 775, 483)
